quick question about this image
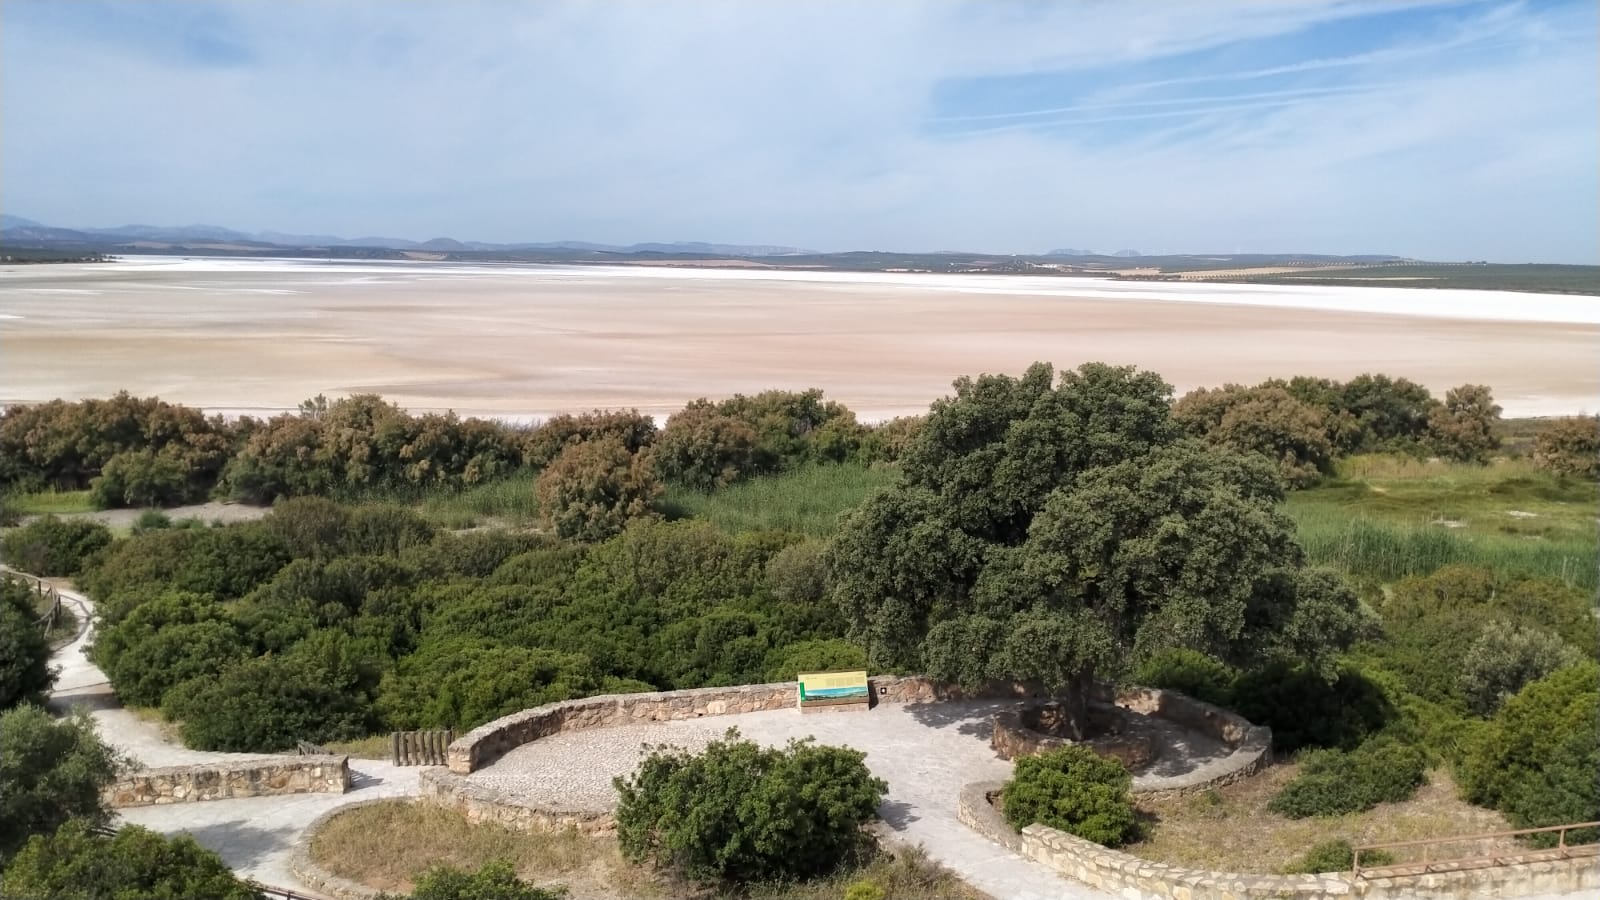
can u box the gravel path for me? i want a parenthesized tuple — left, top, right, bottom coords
(23, 500, 271, 531)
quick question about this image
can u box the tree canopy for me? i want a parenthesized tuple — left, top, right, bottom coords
(829, 362, 1363, 735)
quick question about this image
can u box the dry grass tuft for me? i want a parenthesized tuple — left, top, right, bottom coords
(1128, 764, 1521, 874)
(308, 800, 985, 900)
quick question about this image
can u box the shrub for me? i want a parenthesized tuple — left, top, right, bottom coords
(1530, 415, 1600, 479)
(376, 640, 600, 731)
(1458, 662, 1599, 842)
(1282, 839, 1394, 874)
(1458, 622, 1583, 716)
(1425, 384, 1501, 463)
(164, 639, 377, 751)
(0, 579, 55, 710)
(1268, 738, 1427, 818)
(0, 821, 259, 899)
(652, 402, 763, 490)
(87, 449, 194, 508)
(613, 729, 887, 884)
(535, 437, 660, 542)
(1231, 662, 1392, 752)
(1131, 648, 1236, 707)
(375, 860, 565, 900)
(131, 508, 173, 533)
(89, 592, 249, 709)
(1000, 745, 1141, 847)
(0, 516, 112, 576)
(0, 706, 126, 858)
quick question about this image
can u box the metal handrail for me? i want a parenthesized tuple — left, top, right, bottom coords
(1353, 820, 1600, 875)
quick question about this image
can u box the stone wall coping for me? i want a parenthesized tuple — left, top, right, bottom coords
(419, 767, 615, 826)
(125, 754, 346, 777)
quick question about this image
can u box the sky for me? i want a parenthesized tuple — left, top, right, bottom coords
(3, 0, 1596, 261)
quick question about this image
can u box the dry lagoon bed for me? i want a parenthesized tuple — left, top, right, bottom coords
(2, 257, 1596, 419)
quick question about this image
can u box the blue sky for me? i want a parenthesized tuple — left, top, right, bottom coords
(3, 0, 1595, 261)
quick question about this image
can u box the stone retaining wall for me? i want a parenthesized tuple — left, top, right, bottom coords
(1110, 686, 1272, 799)
(447, 675, 1035, 774)
(960, 780, 1600, 900)
(104, 755, 349, 808)
(991, 702, 1157, 769)
(419, 767, 614, 835)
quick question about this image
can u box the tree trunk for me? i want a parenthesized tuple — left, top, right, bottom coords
(1058, 667, 1096, 741)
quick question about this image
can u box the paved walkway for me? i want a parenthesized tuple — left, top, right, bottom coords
(34, 575, 1589, 900)
(470, 702, 1117, 900)
(43, 584, 420, 892)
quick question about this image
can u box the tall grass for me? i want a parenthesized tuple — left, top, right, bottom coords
(4, 489, 97, 516)
(662, 462, 897, 537)
(1288, 455, 1598, 594)
(414, 471, 541, 528)
(1288, 508, 1596, 593)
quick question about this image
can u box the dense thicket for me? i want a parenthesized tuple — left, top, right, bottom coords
(0, 580, 56, 710)
(83, 504, 855, 750)
(1175, 375, 1503, 468)
(1, 821, 259, 900)
(0, 517, 112, 577)
(0, 707, 125, 860)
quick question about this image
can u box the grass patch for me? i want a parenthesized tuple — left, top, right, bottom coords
(662, 463, 897, 537)
(320, 734, 397, 760)
(1129, 765, 1521, 874)
(1286, 455, 1598, 593)
(5, 490, 96, 515)
(309, 800, 981, 900)
(415, 471, 542, 528)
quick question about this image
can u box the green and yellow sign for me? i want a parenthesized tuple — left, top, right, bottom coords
(797, 670, 869, 710)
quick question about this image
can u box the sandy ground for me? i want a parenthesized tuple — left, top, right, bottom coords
(1, 257, 1595, 420)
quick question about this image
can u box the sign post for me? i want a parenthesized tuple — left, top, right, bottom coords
(796, 669, 870, 714)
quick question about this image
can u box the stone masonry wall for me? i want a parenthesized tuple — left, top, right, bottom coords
(104, 755, 350, 808)
(960, 780, 1600, 900)
(447, 674, 1041, 774)
(419, 767, 614, 835)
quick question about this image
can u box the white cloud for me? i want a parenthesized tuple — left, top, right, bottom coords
(1, 0, 1594, 261)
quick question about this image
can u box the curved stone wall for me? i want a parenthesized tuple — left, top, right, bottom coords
(959, 781, 1600, 900)
(292, 799, 390, 900)
(446, 674, 1040, 774)
(991, 702, 1157, 769)
(419, 767, 614, 835)
(104, 755, 349, 808)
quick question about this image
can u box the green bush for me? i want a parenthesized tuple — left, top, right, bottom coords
(0, 516, 112, 576)
(1132, 648, 1236, 707)
(1282, 839, 1394, 874)
(1268, 738, 1427, 818)
(0, 706, 126, 858)
(0, 580, 55, 710)
(131, 509, 173, 533)
(1458, 662, 1599, 843)
(88, 449, 195, 508)
(89, 592, 249, 709)
(1231, 661, 1392, 752)
(375, 859, 565, 900)
(0, 821, 258, 900)
(1000, 745, 1141, 847)
(613, 729, 887, 884)
(164, 636, 378, 751)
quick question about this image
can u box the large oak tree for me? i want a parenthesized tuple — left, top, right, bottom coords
(828, 362, 1363, 737)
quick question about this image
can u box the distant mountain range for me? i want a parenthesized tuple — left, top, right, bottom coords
(0, 215, 815, 257)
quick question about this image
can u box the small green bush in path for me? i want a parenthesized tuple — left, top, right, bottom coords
(1282, 839, 1393, 874)
(1000, 745, 1140, 847)
(613, 729, 887, 884)
(1268, 738, 1427, 818)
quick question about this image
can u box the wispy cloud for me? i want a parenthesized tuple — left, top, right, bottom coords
(1, 0, 1593, 261)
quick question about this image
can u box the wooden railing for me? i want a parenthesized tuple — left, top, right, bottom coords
(1353, 820, 1600, 875)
